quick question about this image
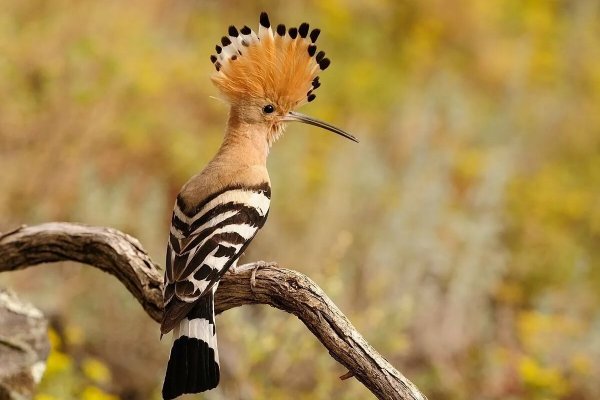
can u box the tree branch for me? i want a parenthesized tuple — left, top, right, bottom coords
(0, 222, 427, 400)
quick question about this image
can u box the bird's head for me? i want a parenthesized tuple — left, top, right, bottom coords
(210, 12, 357, 146)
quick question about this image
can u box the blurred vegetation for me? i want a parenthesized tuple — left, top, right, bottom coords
(1, 0, 599, 399)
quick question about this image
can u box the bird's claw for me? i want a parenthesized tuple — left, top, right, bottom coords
(250, 261, 270, 295)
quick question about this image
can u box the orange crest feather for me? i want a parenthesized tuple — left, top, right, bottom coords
(210, 12, 330, 110)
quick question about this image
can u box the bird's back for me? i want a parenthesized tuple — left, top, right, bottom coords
(162, 159, 270, 333)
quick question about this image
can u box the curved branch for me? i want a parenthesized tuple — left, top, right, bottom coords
(0, 223, 427, 400)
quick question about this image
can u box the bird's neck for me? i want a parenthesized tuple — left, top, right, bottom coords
(215, 111, 269, 167)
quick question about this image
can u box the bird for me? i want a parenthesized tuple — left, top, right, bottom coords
(160, 11, 357, 399)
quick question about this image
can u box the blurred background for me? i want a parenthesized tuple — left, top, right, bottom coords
(1, 0, 599, 399)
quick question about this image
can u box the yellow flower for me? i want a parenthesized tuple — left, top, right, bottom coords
(81, 386, 119, 400)
(82, 357, 112, 384)
(47, 329, 62, 351)
(44, 350, 73, 375)
(519, 356, 568, 396)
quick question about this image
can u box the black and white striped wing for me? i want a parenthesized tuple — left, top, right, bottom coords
(161, 184, 270, 333)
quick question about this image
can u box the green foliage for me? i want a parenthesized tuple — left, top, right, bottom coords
(1, 0, 599, 399)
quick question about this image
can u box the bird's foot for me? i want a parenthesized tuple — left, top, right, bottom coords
(250, 261, 271, 295)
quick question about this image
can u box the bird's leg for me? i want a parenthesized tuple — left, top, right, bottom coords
(229, 261, 239, 274)
(250, 261, 272, 294)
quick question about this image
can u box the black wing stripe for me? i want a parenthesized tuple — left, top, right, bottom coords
(188, 202, 256, 234)
(199, 230, 259, 297)
(214, 245, 237, 258)
(184, 188, 269, 232)
(179, 226, 252, 281)
(163, 184, 271, 330)
(175, 280, 198, 298)
(210, 231, 247, 245)
(169, 233, 181, 253)
(164, 282, 175, 303)
(175, 183, 271, 219)
(166, 245, 174, 282)
(175, 239, 219, 281)
(180, 207, 263, 254)
(171, 212, 189, 235)
(190, 183, 271, 216)
(173, 251, 189, 283)
(193, 264, 213, 281)
(171, 201, 253, 238)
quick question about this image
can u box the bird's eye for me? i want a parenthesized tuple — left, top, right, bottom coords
(263, 104, 275, 114)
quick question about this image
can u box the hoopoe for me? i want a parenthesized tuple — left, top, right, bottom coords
(161, 12, 357, 399)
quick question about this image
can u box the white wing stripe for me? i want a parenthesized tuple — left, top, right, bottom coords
(169, 226, 185, 239)
(189, 209, 239, 236)
(247, 191, 270, 216)
(174, 189, 270, 224)
(167, 187, 270, 305)
(201, 255, 227, 272)
(182, 223, 258, 256)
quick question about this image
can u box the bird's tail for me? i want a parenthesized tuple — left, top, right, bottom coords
(162, 293, 220, 400)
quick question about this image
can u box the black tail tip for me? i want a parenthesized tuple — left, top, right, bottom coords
(259, 12, 270, 28)
(162, 336, 220, 400)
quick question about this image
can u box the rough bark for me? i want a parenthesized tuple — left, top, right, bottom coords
(0, 223, 427, 400)
(0, 288, 49, 400)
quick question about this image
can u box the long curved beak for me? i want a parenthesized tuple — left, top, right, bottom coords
(283, 111, 358, 143)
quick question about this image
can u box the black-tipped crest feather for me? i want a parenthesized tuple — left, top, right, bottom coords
(210, 13, 334, 108)
(310, 29, 321, 43)
(228, 26, 238, 37)
(259, 12, 270, 28)
(299, 23, 309, 38)
(276, 24, 286, 36)
(319, 58, 331, 70)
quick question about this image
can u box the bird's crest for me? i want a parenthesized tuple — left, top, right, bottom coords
(210, 12, 330, 110)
